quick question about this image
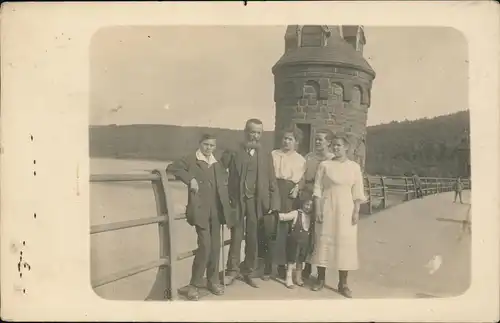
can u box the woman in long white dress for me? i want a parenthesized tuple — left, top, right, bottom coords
(310, 134, 366, 298)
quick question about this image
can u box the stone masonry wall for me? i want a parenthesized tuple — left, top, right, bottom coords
(274, 65, 373, 158)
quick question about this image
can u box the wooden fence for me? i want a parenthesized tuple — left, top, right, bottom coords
(89, 171, 470, 300)
(363, 176, 470, 214)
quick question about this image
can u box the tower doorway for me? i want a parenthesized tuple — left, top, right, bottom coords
(295, 122, 312, 156)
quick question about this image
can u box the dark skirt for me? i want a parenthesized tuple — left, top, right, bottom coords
(277, 179, 297, 213)
(271, 179, 299, 265)
(302, 180, 315, 199)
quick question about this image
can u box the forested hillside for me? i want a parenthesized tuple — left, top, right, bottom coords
(365, 110, 470, 177)
(90, 110, 470, 177)
(89, 124, 274, 161)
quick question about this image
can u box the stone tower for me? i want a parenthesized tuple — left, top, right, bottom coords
(272, 25, 376, 169)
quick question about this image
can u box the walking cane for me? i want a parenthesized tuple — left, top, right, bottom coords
(221, 225, 226, 291)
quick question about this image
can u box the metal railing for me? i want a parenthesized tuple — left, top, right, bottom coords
(90, 170, 179, 299)
(90, 171, 470, 300)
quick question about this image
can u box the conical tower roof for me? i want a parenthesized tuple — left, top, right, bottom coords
(272, 25, 375, 78)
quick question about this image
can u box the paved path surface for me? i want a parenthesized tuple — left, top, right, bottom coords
(197, 191, 471, 300)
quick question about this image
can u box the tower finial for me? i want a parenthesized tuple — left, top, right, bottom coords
(355, 26, 361, 51)
(296, 25, 302, 47)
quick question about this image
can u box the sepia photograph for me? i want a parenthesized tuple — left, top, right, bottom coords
(89, 25, 472, 302)
(1, 2, 498, 321)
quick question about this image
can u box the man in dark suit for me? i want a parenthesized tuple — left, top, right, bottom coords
(167, 134, 235, 301)
(220, 118, 281, 288)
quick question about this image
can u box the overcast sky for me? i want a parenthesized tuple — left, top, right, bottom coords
(90, 26, 468, 130)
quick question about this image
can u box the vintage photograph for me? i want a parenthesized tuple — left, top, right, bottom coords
(88, 25, 471, 302)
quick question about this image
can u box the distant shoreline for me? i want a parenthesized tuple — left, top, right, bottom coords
(91, 156, 171, 163)
(90, 157, 172, 175)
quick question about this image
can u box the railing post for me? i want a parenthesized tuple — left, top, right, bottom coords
(366, 176, 373, 214)
(151, 169, 177, 301)
(413, 177, 416, 198)
(404, 177, 410, 201)
(435, 178, 439, 194)
(380, 176, 387, 209)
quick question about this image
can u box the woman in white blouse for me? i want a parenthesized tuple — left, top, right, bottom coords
(264, 126, 306, 281)
(310, 133, 366, 298)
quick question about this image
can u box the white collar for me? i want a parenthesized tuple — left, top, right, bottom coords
(274, 149, 296, 156)
(196, 149, 218, 166)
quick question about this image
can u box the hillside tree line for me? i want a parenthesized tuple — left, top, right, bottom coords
(89, 110, 470, 178)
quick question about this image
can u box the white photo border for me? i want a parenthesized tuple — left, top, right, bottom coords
(1, 1, 498, 322)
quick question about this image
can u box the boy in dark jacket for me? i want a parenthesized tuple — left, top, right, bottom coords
(167, 134, 235, 301)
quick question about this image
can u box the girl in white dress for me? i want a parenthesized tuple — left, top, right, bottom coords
(310, 134, 366, 298)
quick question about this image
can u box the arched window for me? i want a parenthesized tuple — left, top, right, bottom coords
(351, 86, 362, 105)
(303, 80, 320, 100)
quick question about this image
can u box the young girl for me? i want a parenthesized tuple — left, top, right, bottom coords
(276, 192, 315, 289)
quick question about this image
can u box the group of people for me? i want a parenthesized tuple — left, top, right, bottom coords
(168, 118, 366, 301)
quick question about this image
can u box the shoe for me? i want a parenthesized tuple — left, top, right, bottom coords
(302, 265, 311, 280)
(338, 284, 352, 298)
(223, 272, 238, 286)
(277, 265, 286, 280)
(207, 283, 224, 296)
(186, 285, 200, 301)
(262, 264, 272, 281)
(242, 274, 259, 288)
(311, 280, 325, 291)
(295, 269, 304, 287)
(261, 274, 271, 281)
(285, 267, 295, 288)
